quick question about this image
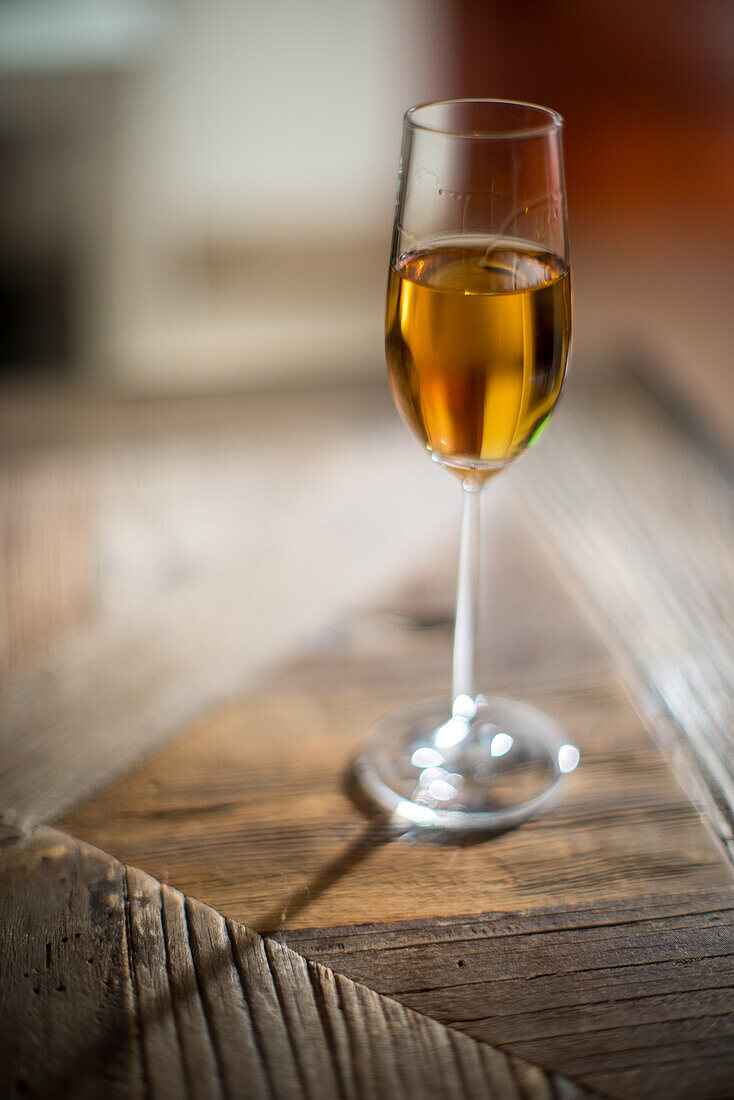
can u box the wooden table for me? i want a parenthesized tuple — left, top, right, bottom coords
(2, 366, 733, 1098)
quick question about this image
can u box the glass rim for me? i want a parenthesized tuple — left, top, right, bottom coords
(405, 98, 564, 140)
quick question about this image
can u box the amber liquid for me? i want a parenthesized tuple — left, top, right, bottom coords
(385, 239, 571, 479)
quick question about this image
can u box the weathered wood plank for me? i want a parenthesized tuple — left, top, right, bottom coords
(1, 828, 596, 1099)
(0, 456, 92, 679)
(3, 363, 733, 856)
(286, 889, 734, 1100)
(516, 368, 734, 863)
(157, 883, 222, 1099)
(0, 829, 143, 1098)
(0, 385, 464, 829)
(60, 655, 730, 931)
(54, 380, 730, 929)
(181, 893, 272, 1097)
(122, 864, 188, 1097)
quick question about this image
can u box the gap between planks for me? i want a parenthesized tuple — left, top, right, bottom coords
(284, 886, 734, 1100)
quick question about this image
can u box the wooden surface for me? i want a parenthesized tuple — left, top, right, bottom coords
(0, 386, 463, 829)
(1, 827, 592, 1099)
(3, 370, 734, 1097)
(288, 889, 734, 1100)
(518, 368, 734, 864)
(0, 456, 92, 677)
(58, 420, 730, 928)
(60, 627, 729, 931)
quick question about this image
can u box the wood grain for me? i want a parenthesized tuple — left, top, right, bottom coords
(60, 512, 730, 929)
(0, 385, 469, 830)
(0, 455, 92, 679)
(287, 889, 734, 1100)
(4, 369, 734, 1097)
(0, 830, 142, 1097)
(517, 368, 734, 863)
(0, 827, 593, 1099)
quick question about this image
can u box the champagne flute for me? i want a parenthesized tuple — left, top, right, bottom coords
(355, 99, 579, 832)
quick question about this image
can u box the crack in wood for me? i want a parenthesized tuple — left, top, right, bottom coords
(225, 922, 279, 1100)
(182, 896, 230, 1100)
(122, 865, 150, 1096)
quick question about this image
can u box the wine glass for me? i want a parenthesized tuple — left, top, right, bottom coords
(355, 99, 579, 832)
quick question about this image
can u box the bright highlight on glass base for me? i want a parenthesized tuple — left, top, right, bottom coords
(355, 694, 579, 833)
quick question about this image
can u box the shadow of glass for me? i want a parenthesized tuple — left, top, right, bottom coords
(255, 763, 519, 937)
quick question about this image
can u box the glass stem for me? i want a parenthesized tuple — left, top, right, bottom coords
(452, 479, 482, 702)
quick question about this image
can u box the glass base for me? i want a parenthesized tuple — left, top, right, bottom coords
(354, 694, 579, 833)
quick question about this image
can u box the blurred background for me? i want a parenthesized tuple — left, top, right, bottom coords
(1, 0, 733, 742)
(1, 0, 732, 419)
